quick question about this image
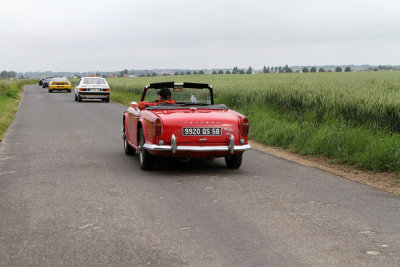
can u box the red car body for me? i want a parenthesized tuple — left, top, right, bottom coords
(122, 82, 251, 170)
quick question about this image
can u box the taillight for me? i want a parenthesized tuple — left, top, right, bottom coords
(154, 118, 162, 137)
(103, 88, 110, 91)
(242, 117, 249, 136)
(79, 88, 86, 91)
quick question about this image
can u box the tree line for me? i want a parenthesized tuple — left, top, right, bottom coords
(0, 71, 17, 79)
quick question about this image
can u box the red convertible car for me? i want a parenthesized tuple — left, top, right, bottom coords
(122, 82, 251, 170)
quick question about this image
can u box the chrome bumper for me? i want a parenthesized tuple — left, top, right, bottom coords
(142, 134, 251, 154)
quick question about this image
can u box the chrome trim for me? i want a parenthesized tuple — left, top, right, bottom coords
(171, 134, 177, 154)
(142, 143, 251, 152)
(228, 135, 234, 154)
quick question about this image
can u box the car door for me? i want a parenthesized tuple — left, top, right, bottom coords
(128, 105, 141, 147)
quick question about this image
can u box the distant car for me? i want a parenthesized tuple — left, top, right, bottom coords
(122, 82, 251, 170)
(38, 77, 45, 86)
(74, 77, 110, 102)
(41, 77, 53, 88)
(48, 77, 71, 93)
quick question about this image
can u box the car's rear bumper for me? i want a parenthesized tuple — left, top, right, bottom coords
(50, 87, 71, 90)
(78, 92, 110, 99)
(143, 134, 250, 155)
(143, 143, 251, 152)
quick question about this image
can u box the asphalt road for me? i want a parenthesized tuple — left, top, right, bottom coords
(1, 85, 400, 266)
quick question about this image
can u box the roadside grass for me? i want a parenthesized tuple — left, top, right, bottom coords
(242, 104, 400, 174)
(0, 80, 35, 142)
(105, 72, 400, 175)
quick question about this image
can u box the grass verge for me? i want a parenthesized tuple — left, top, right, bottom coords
(0, 80, 36, 142)
(240, 104, 400, 175)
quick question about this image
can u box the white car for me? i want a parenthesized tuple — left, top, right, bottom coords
(74, 77, 110, 102)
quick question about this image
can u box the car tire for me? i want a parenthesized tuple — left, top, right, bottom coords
(67, 90, 71, 93)
(105, 96, 110, 103)
(48, 89, 52, 93)
(225, 153, 243, 169)
(78, 94, 82, 102)
(74, 94, 78, 101)
(123, 131, 135, 156)
(138, 127, 153, 170)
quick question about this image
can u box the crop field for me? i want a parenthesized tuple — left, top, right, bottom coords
(106, 71, 400, 174)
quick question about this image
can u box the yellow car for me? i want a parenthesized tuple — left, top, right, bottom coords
(48, 77, 71, 93)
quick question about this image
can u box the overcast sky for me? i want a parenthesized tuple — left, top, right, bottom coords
(1, 0, 399, 72)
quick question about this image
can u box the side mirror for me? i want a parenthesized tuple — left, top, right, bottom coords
(130, 101, 138, 109)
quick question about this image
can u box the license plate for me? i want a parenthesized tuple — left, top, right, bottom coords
(91, 88, 100, 92)
(182, 127, 222, 136)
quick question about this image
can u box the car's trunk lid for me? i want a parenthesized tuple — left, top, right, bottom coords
(155, 109, 240, 144)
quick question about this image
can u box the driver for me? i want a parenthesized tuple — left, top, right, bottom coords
(155, 88, 176, 104)
(138, 88, 176, 109)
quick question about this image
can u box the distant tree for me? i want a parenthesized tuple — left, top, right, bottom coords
(310, 67, 317, 72)
(232, 67, 238, 74)
(123, 69, 129, 75)
(246, 66, 253, 74)
(199, 70, 205, 74)
(162, 73, 167, 76)
(302, 67, 309, 73)
(278, 67, 283, 73)
(193, 71, 198, 75)
(344, 66, 351, 72)
(283, 65, 293, 73)
(0, 71, 7, 79)
(275, 67, 278, 72)
(139, 74, 146, 77)
(266, 66, 270, 73)
(146, 73, 151, 77)
(328, 69, 332, 72)
(119, 71, 124, 77)
(218, 70, 224, 74)
(239, 69, 245, 74)
(180, 72, 185, 75)
(225, 70, 231, 74)
(212, 71, 217, 74)
(186, 71, 191, 75)
(335, 66, 343, 72)
(263, 66, 267, 73)
(318, 68, 325, 72)
(152, 72, 157, 76)
(174, 72, 179, 75)
(374, 68, 378, 71)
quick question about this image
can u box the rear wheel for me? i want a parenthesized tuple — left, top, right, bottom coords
(225, 154, 243, 169)
(105, 96, 110, 103)
(78, 94, 82, 102)
(138, 127, 153, 170)
(48, 89, 52, 93)
(74, 93, 78, 101)
(67, 89, 71, 93)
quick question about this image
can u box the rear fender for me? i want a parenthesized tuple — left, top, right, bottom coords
(139, 118, 153, 144)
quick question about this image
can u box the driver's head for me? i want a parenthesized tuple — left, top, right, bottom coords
(158, 88, 172, 100)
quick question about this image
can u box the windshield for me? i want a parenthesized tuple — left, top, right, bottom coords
(82, 78, 107, 85)
(143, 88, 211, 105)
